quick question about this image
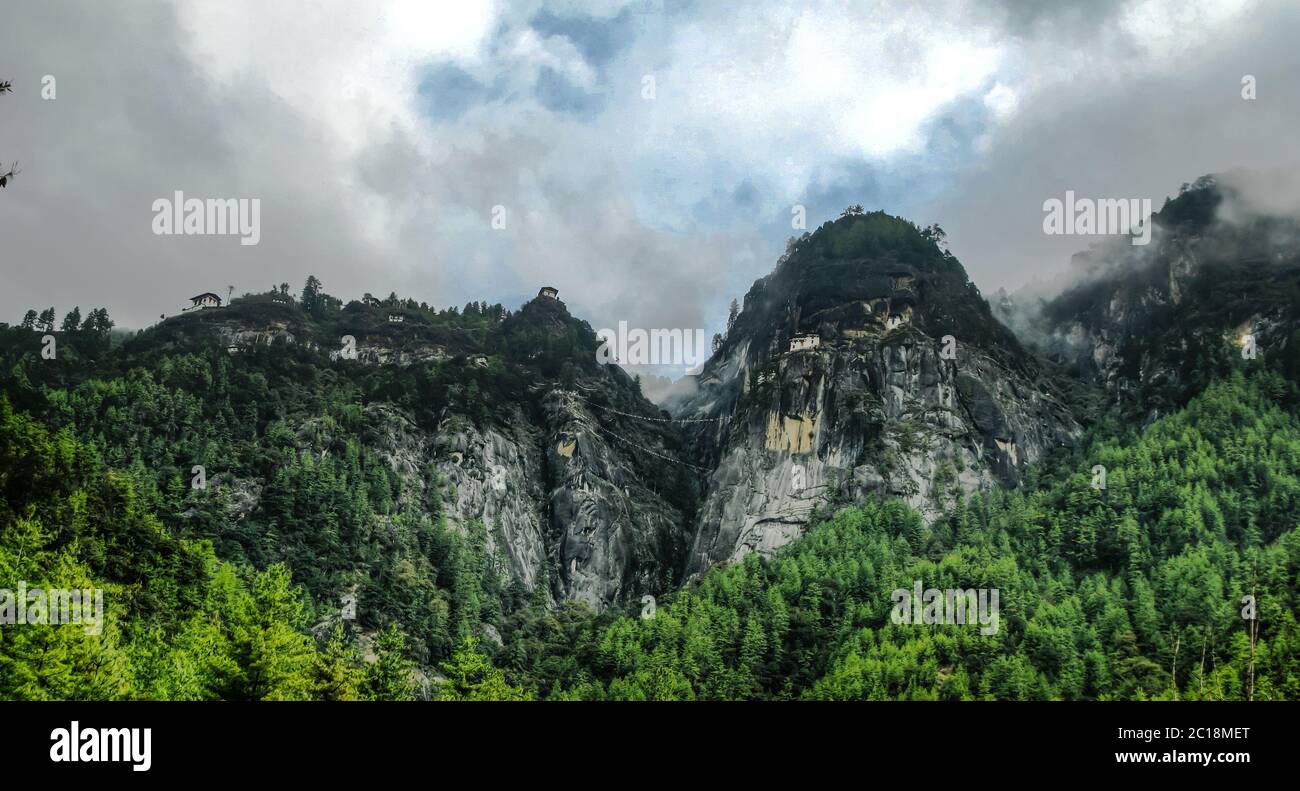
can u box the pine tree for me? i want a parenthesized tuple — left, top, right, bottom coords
(60, 307, 81, 332)
(739, 616, 768, 687)
(189, 564, 315, 701)
(311, 625, 364, 701)
(436, 635, 529, 701)
(363, 624, 416, 701)
(301, 276, 323, 313)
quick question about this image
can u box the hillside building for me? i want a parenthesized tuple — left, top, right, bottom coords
(185, 292, 223, 311)
(789, 334, 821, 352)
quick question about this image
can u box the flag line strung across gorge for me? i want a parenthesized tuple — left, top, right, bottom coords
(587, 421, 715, 473)
(551, 390, 717, 473)
(558, 389, 729, 424)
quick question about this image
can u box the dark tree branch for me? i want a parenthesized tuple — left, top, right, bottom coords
(1, 80, 13, 188)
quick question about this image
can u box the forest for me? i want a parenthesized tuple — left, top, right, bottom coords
(1, 282, 1296, 699)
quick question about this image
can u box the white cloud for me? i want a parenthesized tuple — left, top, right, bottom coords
(1, 0, 1294, 359)
(628, 3, 1006, 178)
(381, 0, 501, 61)
(983, 82, 1018, 120)
(507, 28, 600, 90)
(1119, 0, 1256, 61)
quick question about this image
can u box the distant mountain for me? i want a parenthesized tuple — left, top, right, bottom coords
(1004, 175, 1300, 422)
(5, 174, 1300, 700)
(12, 178, 1298, 614)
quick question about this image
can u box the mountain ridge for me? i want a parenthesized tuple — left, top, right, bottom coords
(5, 175, 1298, 615)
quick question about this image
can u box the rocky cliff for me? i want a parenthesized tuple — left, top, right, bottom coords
(1009, 175, 1300, 421)
(63, 178, 1300, 613)
(669, 211, 1081, 573)
(88, 290, 697, 611)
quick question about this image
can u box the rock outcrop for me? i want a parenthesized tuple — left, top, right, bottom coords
(671, 212, 1081, 572)
(1021, 176, 1300, 419)
(155, 188, 1300, 609)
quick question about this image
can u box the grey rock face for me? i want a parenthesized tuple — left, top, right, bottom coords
(541, 389, 689, 608)
(289, 392, 690, 608)
(172, 217, 1107, 611)
(679, 320, 1078, 573)
(662, 212, 1088, 573)
(429, 413, 551, 593)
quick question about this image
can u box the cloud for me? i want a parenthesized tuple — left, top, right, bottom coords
(929, 0, 1296, 296)
(1219, 168, 1300, 223)
(1, 0, 1294, 381)
(0, 0, 749, 343)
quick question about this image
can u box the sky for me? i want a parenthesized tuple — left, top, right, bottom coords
(2, 0, 1298, 375)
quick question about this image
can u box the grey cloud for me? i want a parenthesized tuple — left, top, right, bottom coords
(0, 0, 748, 345)
(930, 0, 1300, 298)
(2, 0, 1293, 366)
(0, 2, 374, 327)
(1220, 167, 1300, 222)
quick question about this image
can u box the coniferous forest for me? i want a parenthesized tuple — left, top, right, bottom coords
(2, 277, 1296, 701)
(11, 7, 1300, 783)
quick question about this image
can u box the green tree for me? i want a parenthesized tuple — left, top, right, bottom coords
(311, 625, 364, 701)
(363, 624, 416, 701)
(301, 275, 323, 313)
(60, 307, 81, 333)
(437, 635, 529, 701)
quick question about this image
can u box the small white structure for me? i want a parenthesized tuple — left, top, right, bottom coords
(538, 286, 559, 300)
(886, 315, 904, 330)
(184, 292, 223, 312)
(388, 314, 404, 323)
(789, 334, 820, 352)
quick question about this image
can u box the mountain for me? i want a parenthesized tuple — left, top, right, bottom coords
(0, 288, 697, 638)
(1007, 175, 1300, 422)
(671, 210, 1081, 574)
(4, 175, 1300, 700)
